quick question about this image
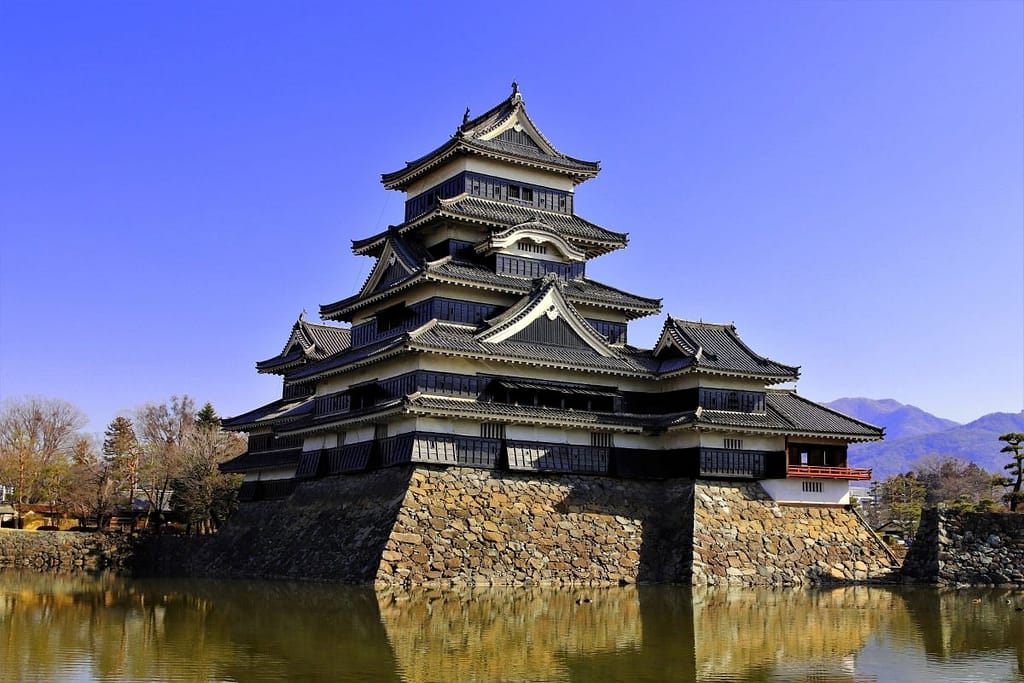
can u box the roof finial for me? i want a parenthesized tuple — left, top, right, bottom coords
(299, 309, 307, 321)
(462, 107, 470, 126)
(511, 80, 519, 98)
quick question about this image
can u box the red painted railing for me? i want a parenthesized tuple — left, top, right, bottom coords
(787, 465, 872, 480)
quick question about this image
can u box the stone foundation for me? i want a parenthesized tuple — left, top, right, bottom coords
(691, 482, 897, 585)
(109, 466, 900, 586)
(0, 529, 133, 572)
(903, 508, 1024, 586)
(375, 467, 693, 586)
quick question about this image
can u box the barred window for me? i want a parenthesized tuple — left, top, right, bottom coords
(802, 481, 823, 493)
(723, 438, 743, 450)
(480, 422, 506, 439)
(591, 432, 614, 448)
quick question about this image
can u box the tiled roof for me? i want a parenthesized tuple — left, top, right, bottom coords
(220, 448, 302, 473)
(668, 391, 882, 441)
(766, 390, 883, 439)
(408, 395, 646, 429)
(352, 198, 626, 258)
(320, 258, 660, 321)
(285, 334, 409, 381)
(222, 397, 315, 431)
(653, 318, 799, 382)
(256, 316, 352, 373)
(433, 197, 626, 246)
(408, 321, 647, 375)
(381, 90, 600, 190)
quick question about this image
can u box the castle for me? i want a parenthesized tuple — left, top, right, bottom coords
(223, 84, 882, 519)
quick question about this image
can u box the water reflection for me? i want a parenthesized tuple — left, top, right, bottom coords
(1, 571, 1021, 682)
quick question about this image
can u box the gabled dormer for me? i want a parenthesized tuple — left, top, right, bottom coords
(652, 317, 800, 383)
(355, 232, 425, 298)
(476, 274, 618, 356)
(256, 312, 352, 375)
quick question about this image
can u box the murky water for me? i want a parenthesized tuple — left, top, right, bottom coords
(0, 571, 1021, 682)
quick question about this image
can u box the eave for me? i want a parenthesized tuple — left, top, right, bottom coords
(381, 137, 600, 192)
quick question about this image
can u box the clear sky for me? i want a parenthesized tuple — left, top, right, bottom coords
(1, 1, 1021, 432)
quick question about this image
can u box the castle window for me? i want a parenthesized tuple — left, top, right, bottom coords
(724, 438, 743, 450)
(508, 185, 520, 199)
(802, 481, 823, 493)
(481, 423, 506, 439)
(591, 432, 614, 448)
(521, 187, 533, 202)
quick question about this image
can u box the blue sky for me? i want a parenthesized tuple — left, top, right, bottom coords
(1, 1, 1021, 432)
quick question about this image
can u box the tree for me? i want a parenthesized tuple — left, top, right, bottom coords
(874, 473, 926, 537)
(173, 420, 245, 534)
(913, 454, 1002, 509)
(998, 432, 1024, 512)
(103, 416, 141, 508)
(67, 435, 117, 528)
(134, 396, 195, 528)
(0, 397, 86, 526)
(195, 402, 220, 431)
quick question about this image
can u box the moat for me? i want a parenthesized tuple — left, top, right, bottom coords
(2, 570, 1021, 682)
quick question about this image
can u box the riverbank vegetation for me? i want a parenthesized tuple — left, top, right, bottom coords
(0, 395, 243, 534)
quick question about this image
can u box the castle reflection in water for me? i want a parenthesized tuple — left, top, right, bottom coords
(1, 571, 1021, 682)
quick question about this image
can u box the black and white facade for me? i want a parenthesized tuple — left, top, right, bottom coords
(223, 85, 882, 505)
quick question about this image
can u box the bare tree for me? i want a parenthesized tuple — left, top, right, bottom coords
(68, 434, 118, 528)
(0, 397, 86, 526)
(174, 419, 245, 534)
(913, 454, 1002, 509)
(134, 396, 195, 529)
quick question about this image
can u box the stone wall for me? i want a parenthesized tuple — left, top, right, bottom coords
(691, 482, 898, 586)
(903, 508, 1024, 586)
(126, 466, 899, 586)
(0, 529, 133, 571)
(136, 466, 414, 581)
(375, 467, 694, 586)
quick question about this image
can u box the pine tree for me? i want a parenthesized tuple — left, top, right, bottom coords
(195, 402, 220, 431)
(998, 432, 1024, 512)
(102, 416, 140, 506)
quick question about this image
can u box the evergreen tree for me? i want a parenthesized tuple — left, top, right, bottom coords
(998, 432, 1024, 512)
(102, 416, 140, 507)
(195, 402, 220, 431)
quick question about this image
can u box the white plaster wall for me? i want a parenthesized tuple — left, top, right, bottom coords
(244, 467, 296, 482)
(699, 432, 783, 452)
(318, 356, 421, 394)
(405, 157, 576, 196)
(614, 431, 700, 450)
(760, 478, 851, 505)
(505, 425, 592, 445)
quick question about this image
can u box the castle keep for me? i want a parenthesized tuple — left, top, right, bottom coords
(219, 86, 890, 585)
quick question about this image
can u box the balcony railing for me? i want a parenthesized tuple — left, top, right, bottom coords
(788, 465, 872, 480)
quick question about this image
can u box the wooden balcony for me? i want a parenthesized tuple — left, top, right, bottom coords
(787, 465, 872, 480)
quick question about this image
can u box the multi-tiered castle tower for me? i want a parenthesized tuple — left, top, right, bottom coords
(223, 85, 881, 507)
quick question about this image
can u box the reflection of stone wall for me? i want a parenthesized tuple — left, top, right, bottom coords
(0, 530, 132, 571)
(375, 467, 693, 586)
(376, 587, 643, 682)
(691, 482, 897, 585)
(904, 509, 1024, 586)
(691, 586, 896, 677)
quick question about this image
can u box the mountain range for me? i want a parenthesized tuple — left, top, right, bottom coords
(823, 398, 1024, 480)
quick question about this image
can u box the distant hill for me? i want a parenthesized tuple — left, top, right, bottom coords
(824, 397, 960, 441)
(824, 398, 1024, 480)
